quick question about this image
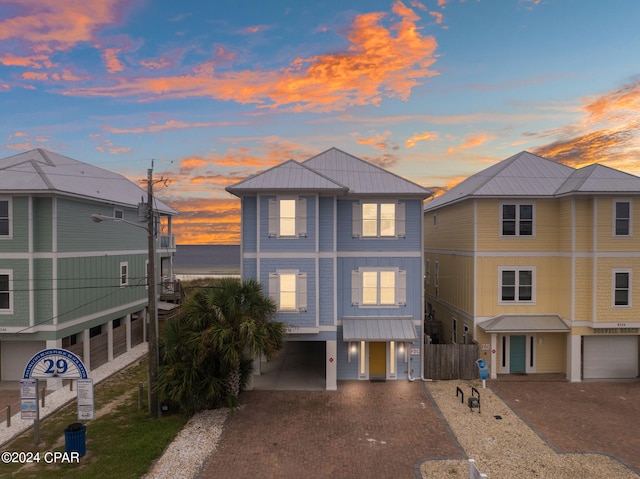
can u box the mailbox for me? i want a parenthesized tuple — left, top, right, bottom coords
(476, 358, 488, 380)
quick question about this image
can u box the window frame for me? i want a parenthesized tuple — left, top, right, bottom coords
(268, 196, 307, 239)
(612, 268, 632, 308)
(114, 208, 124, 220)
(119, 262, 129, 287)
(0, 198, 11, 239)
(362, 202, 396, 238)
(269, 270, 308, 313)
(353, 201, 405, 239)
(500, 202, 535, 237)
(0, 270, 12, 313)
(499, 266, 536, 304)
(613, 199, 632, 237)
(352, 267, 406, 308)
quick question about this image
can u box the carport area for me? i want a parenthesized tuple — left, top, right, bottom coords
(251, 341, 326, 390)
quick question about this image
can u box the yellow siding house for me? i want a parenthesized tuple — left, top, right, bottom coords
(424, 151, 640, 381)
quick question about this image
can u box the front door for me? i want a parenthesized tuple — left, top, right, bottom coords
(369, 342, 386, 379)
(510, 335, 526, 373)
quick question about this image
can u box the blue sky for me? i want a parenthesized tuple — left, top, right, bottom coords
(1, 0, 639, 243)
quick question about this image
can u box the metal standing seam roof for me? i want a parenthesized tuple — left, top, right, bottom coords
(0, 149, 177, 215)
(342, 318, 418, 342)
(478, 315, 570, 333)
(424, 150, 640, 212)
(226, 147, 432, 197)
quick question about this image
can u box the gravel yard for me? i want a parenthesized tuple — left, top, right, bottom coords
(420, 380, 639, 478)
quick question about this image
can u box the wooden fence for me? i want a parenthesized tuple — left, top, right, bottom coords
(423, 343, 480, 380)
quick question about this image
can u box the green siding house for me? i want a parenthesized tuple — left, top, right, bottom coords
(0, 149, 177, 387)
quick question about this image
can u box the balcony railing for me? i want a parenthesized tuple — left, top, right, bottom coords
(159, 235, 175, 249)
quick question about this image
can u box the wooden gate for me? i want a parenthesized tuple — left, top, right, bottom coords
(423, 343, 479, 380)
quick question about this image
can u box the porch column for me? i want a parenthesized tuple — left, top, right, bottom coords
(125, 313, 132, 351)
(490, 333, 498, 379)
(567, 334, 582, 382)
(83, 329, 91, 373)
(326, 340, 337, 390)
(107, 320, 114, 361)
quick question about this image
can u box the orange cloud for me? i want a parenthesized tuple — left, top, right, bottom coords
(357, 131, 393, 150)
(22, 71, 48, 81)
(429, 11, 443, 24)
(447, 133, 495, 154)
(242, 25, 268, 34)
(406, 131, 437, 147)
(102, 119, 249, 134)
(0, 53, 55, 68)
(104, 48, 125, 73)
(63, 1, 439, 112)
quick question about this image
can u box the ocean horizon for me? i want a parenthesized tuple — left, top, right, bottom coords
(173, 244, 240, 278)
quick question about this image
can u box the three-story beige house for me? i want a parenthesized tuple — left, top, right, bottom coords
(424, 151, 640, 381)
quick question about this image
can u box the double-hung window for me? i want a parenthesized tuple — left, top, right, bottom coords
(268, 197, 307, 238)
(353, 201, 405, 238)
(614, 200, 631, 236)
(352, 268, 406, 307)
(501, 203, 534, 236)
(120, 262, 128, 287)
(613, 269, 631, 307)
(269, 270, 308, 312)
(499, 267, 534, 303)
(0, 199, 10, 237)
(0, 271, 11, 312)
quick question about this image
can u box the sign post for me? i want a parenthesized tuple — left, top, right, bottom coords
(21, 349, 91, 445)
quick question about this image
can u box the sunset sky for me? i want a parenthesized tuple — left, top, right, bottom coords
(2, 0, 640, 244)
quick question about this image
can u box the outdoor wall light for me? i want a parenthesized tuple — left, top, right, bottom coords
(398, 342, 405, 354)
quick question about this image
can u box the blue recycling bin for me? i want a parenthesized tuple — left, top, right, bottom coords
(64, 422, 86, 457)
(476, 358, 489, 380)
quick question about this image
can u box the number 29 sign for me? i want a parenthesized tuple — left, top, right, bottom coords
(23, 349, 88, 380)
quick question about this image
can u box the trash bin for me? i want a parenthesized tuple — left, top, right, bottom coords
(64, 422, 86, 457)
(476, 358, 489, 380)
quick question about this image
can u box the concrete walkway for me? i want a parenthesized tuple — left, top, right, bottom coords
(0, 343, 148, 447)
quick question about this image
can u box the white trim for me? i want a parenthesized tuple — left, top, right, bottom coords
(356, 267, 401, 308)
(612, 268, 632, 308)
(571, 197, 576, 322)
(248, 251, 421, 259)
(0, 196, 12, 239)
(119, 261, 129, 287)
(592, 197, 598, 323)
(499, 201, 535, 237)
(473, 200, 478, 319)
(612, 198, 632, 237)
(0, 269, 13, 314)
(498, 266, 536, 304)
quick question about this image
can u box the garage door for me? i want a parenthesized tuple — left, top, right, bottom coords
(583, 336, 638, 379)
(1, 341, 46, 380)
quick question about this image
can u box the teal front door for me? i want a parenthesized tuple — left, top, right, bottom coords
(510, 335, 526, 373)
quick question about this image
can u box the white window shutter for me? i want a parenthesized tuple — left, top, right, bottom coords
(268, 199, 278, 237)
(351, 270, 361, 305)
(397, 270, 407, 305)
(352, 202, 361, 237)
(396, 202, 406, 238)
(268, 272, 279, 308)
(297, 272, 307, 311)
(296, 198, 307, 237)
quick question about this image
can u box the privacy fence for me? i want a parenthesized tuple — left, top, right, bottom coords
(423, 343, 480, 380)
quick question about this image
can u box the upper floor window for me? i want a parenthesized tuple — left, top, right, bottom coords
(501, 203, 533, 236)
(613, 269, 631, 307)
(352, 201, 405, 238)
(0, 271, 11, 312)
(268, 197, 307, 238)
(614, 200, 631, 236)
(114, 209, 124, 219)
(0, 199, 10, 237)
(351, 268, 406, 307)
(269, 270, 307, 312)
(120, 262, 128, 287)
(500, 267, 534, 303)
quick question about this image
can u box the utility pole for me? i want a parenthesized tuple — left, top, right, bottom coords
(147, 166, 160, 418)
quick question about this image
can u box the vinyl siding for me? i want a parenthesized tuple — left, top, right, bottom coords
(57, 254, 147, 323)
(318, 258, 335, 326)
(2, 196, 28, 252)
(259, 195, 316, 253)
(596, 197, 640, 252)
(33, 258, 53, 326)
(318, 196, 335, 252)
(426, 253, 474, 316)
(476, 199, 564, 252)
(33, 197, 53, 252)
(535, 333, 566, 373)
(574, 257, 593, 322)
(476, 256, 571, 317)
(424, 200, 474, 252)
(595, 257, 640, 323)
(574, 197, 594, 252)
(58, 198, 146, 252)
(0, 259, 29, 327)
(241, 196, 257, 253)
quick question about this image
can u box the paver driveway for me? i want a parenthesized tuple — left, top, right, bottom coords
(490, 379, 640, 475)
(198, 381, 463, 479)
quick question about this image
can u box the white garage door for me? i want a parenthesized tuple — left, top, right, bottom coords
(1, 341, 46, 380)
(583, 336, 638, 379)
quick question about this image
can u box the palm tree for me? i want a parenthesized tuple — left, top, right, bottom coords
(158, 277, 285, 412)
